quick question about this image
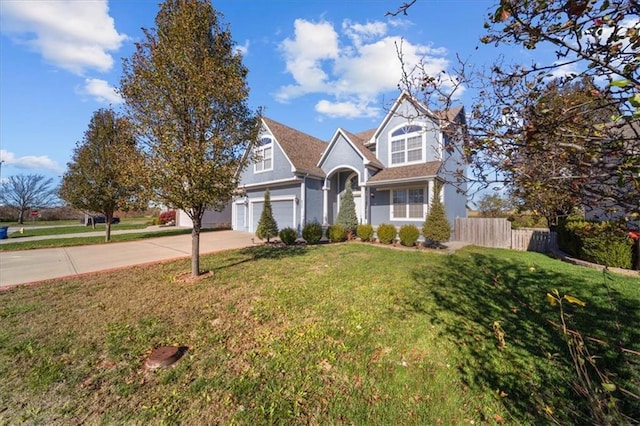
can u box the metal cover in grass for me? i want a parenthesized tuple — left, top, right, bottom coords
(143, 346, 188, 370)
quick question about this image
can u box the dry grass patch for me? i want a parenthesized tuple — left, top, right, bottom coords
(1, 243, 638, 424)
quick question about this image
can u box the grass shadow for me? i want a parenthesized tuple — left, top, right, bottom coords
(203, 244, 310, 274)
(404, 249, 640, 424)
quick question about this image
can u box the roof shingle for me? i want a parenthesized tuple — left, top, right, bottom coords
(367, 161, 442, 185)
(263, 117, 327, 177)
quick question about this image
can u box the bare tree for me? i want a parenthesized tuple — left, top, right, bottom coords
(0, 174, 58, 224)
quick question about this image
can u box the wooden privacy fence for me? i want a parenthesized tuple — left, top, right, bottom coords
(454, 218, 556, 253)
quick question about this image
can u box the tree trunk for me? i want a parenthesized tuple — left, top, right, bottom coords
(105, 212, 112, 242)
(191, 218, 201, 277)
(18, 209, 25, 225)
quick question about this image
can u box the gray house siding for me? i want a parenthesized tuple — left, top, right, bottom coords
(376, 100, 440, 167)
(370, 188, 390, 225)
(304, 177, 324, 225)
(443, 184, 465, 228)
(238, 139, 293, 186)
(320, 134, 365, 181)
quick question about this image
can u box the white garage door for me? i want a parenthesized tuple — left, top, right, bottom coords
(251, 200, 295, 232)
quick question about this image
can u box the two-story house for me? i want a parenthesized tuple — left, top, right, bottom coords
(232, 91, 468, 236)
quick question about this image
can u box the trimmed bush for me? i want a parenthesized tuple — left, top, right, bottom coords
(377, 223, 397, 244)
(423, 185, 451, 244)
(399, 224, 420, 247)
(256, 189, 278, 242)
(302, 221, 323, 244)
(279, 227, 297, 245)
(557, 215, 585, 257)
(158, 210, 176, 224)
(329, 224, 346, 243)
(336, 187, 359, 233)
(357, 224, 374, 242)
(559, 217, 633, 269)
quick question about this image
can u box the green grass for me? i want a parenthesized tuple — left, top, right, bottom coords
(0, 228, 200, 251)
(7, 223, 149, 238)
(0, 244, 638, 424)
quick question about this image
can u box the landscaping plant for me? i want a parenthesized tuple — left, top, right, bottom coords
(399, 224, 420, 247)
(278, 227, 297, 246)
(302, 221, 323, 244)
(256, 189, 278, 243)
(376, 223, 397, 244)
(423, 185, 451, 245)
(328, 224, 346, 243)
(335, 187, 359, 237)
(356, 224, 374, 242)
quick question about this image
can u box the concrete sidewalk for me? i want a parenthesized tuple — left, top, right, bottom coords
(0, 230, 255, 289)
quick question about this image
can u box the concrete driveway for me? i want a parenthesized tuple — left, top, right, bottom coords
(0, 230, 255, 289)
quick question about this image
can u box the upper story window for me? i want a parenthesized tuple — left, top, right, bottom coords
(254, 136, 273, 173)
(389, 124, 424, 166)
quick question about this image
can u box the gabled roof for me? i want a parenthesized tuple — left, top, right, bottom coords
(368, 92, 464, 145)
(341, 129, 384, 169)
(435, 105, 464, 125)
(354, 128, 376, 143)
(367, 161, 442, 185)
(369, 91, 438, 145)
(262, 117, 327, 177)
(318, 128, 384, 170)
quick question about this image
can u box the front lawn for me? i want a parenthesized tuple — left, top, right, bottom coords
(0, 244, 638, 424)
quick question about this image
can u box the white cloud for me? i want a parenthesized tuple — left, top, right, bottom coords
(276, 18, 453, 119)
(277, 19, 340, 101)
(78, 78, 123, 104)
(342, 20, 387, 47)
(315, 99, 380, 119)
(0, 0, 127, 75)
(236, 40, 250, 56)
(0, 150, 63, 174)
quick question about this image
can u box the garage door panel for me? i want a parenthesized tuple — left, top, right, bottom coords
(250, 200, 294, 233)
(272, 200, 294, 229)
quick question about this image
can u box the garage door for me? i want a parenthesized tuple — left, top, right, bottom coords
(234, 203, 247, 231)
(251, 200, 295, 232)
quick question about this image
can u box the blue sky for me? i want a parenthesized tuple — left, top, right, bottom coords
(1, 0, 522, 184)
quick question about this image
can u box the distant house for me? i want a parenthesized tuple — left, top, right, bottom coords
(232, 91, 468, 235)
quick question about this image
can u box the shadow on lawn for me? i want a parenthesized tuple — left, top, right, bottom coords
(405, 251, 640, 424)
(207, 244, 309, 273)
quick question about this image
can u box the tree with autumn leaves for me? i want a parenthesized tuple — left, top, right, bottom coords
(120, 0, 260, 277)
(394, 0, 639, 221)
(60, 109, 149, 242)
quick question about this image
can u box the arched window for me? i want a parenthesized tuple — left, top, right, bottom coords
(254, 136, 273, 172)
(389, 124, 424, 166)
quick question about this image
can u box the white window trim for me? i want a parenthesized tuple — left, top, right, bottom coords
(390, 186, 427, 221)
(388, 123, 426, 168)
(254, 137, 274, 173)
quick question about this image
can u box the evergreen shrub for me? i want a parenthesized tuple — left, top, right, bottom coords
(279, 227, 297, 245)
(423, 186, 451, 244)
(377, 223, 397, 244)
(302, 221, 323, 244)
(399, 224, 420, 247)
(564, 219, 633, 269)
(256, 189, 278, 242)
(329, 224, 346, 243)
(335, 187, 359, 233)
(357, 224, 374, 242)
